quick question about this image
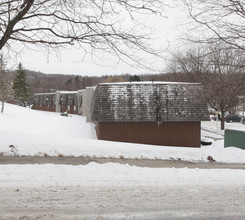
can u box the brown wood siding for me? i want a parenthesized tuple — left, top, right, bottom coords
(33, 98, 55, 112)
(32, 104, 55, 112)
(33, 94, 78, 114)
(97, 121, 201, 148)
(60, 97, 78, 114)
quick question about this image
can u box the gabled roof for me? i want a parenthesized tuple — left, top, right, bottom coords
(91, 82, 210, 122)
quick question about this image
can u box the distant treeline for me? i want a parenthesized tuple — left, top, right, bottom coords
(7, 70, 196, 96)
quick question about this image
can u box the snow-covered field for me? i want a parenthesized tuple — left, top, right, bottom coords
(0, 103, 245, 219)
(0, 102, 244, 187)
(0, 103, 245, 182)
(0, 103, 245, 163)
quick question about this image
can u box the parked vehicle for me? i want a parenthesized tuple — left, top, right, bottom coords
(210, 114, 220, 121)
(241, 117, 245, 125)
(224, 114, 242, 122)
(210, 115, 217, 121)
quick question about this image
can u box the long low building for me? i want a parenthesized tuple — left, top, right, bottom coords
(33, 92, 56, 112)
(33, 87, 95, 121)
(91, 82, 210, 148)
(33, 91, 79, 114)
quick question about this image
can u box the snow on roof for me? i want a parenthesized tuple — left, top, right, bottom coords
(100, 81, 200, 85)
(92, 82, 210, 122)
(34, 92, 56, 96)
(57, 91, 78, 94)
(34, 91, 78, 96)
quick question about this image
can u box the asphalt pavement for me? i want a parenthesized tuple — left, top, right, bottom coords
(0, 156, 245, 169)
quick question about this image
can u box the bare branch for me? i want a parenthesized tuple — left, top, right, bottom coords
(0, 0, 34, 50)
(168, 43, 245, 129)
(0, 0, 167, 67)
(182, 0, 245, 51)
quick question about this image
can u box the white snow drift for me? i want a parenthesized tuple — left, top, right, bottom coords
(1, 163, 245, 188)
(0, 103, 245, 163)
(0, 103, 245, 188)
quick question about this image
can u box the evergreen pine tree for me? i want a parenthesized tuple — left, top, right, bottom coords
(129, 75, 141, 82)
(12, 63, 30, 106)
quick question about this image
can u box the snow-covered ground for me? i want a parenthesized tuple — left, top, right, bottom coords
(1, 163, 245, 188)
(0, 103, 245, 219)
(0, 103, 245, 187)
(0, 103, 245, 164)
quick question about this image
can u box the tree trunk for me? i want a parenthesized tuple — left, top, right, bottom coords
(1, 101, 4, 113)
(221, 111, 225, 130)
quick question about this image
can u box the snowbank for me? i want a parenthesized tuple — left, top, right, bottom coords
(0, 103, 245, 163)
(1, 163, 245, 187)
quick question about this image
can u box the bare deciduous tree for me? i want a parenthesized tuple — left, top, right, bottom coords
(0, 55, 12, 113)
(168, 44, 245, 130)
(181, 0, 245, 51)
(0, 0, 165, 66)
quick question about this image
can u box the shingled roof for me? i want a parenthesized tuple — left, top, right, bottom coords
(91, 82, 210, 122)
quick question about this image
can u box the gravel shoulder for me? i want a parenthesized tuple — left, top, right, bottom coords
(0, 156, 245, 169)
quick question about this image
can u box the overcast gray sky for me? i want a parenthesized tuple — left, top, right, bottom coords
(7, 4, 186, 76)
